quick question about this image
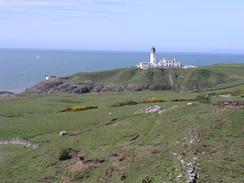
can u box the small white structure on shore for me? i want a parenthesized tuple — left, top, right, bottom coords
(137, 47, 183, 69)
(45, 75, 56, 81)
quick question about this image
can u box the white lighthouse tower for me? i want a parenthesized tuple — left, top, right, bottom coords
(150, 47, 157, 66)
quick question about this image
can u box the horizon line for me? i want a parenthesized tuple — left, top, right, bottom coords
(1, 47, 244, 54)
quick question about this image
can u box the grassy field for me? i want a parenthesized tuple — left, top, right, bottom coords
(0, 87, 243, 183)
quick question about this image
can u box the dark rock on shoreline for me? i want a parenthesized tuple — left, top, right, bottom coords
(0, 91, 15, 99)
(0, 91, 14, 95)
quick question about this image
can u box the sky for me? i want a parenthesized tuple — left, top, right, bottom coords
(0, 0, 244, 52)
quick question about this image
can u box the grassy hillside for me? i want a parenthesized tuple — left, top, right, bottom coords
(0, 86, 244, 182)
(72, 68, 167, 86)
(70, 64, 244, 91)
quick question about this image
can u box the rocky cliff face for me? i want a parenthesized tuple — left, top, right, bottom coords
(24, 78, 171, 94)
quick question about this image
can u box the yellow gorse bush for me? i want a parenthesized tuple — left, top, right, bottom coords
(59, 105, 98, 112)
(143, 98, 165, 103)
(231, 89, 244, 96)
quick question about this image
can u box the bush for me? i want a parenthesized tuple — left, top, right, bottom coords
(171, 98, 197, 102)
(142, 98, 165, 103)
(111, 100, 138, 107)
(111, 98, 166, 107)
(59, 107, 70, 112)
(59, 148, 72, 161)
(59, 105, 98, 112)
(72, 105, 84, 111)
(120, 173, 127, 180)
(196, 95, 210, 103)
(229, 89, 244, 96)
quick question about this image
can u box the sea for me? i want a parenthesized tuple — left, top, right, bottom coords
(1, 49, 244, 93)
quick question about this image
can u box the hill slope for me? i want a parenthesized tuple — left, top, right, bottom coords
(25, 64, 244, 94)
(0, 88, 244, 182)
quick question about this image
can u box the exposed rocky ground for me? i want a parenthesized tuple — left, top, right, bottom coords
(0, 137, 39, 149)
(134, 106, 162, 114)
(24, 78, 171, 94)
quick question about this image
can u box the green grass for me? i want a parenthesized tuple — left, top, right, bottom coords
(0, 87, 243, 182)
(73, 68, 167, 86)
(69, 64, 244, 92)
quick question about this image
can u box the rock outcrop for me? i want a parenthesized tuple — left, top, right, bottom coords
(0, 137, 39, 149)
(24, 78, 171, 94)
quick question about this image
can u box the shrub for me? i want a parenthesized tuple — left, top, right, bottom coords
(196, 95, 210, 103)
(59, 105, 98, 112)
(111, 100, 138, 107)
(230, 89, 244, 96)
(59, 107, 71, 112)
(111, 98, 166, 107)
(120, 173, 127, 180)
(171, 98, 197, 102)
(59, 148, 72, 161)
(142, 98, 165, 103)
(71, 105, 83, 111)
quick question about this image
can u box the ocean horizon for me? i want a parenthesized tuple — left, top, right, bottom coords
(1, 48, 244, 93)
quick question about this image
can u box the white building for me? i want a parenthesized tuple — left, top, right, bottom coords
(137, 47, 183, 69)
(158, 58, 183, 68)
(45, 75, 56, 80)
